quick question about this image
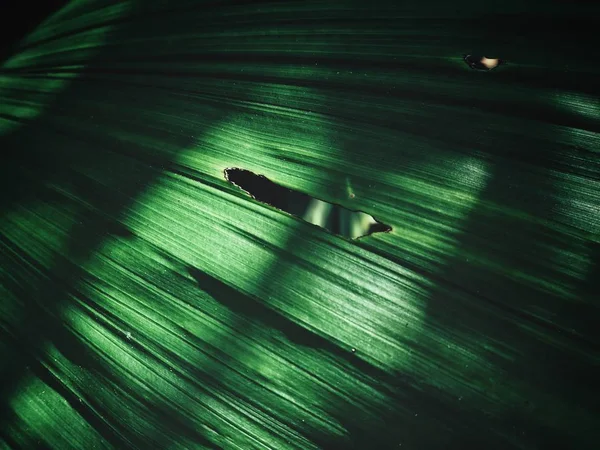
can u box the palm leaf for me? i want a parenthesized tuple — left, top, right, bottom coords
(1, 1, 598, 448)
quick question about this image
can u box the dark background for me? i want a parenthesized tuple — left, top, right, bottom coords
(0, 0, 67, 62)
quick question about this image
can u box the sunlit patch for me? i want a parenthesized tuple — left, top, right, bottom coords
(225, 168, 392, 239)
(553, 91, 600, 123)
(463, 55, 502, 71)
(9, 370, 107, 449)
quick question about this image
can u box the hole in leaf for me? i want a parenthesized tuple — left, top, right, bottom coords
(463, 55, 503, 71)
(224, 168, 391, 239)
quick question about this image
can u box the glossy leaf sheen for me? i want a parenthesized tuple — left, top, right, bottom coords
(1, 1, 599, 449)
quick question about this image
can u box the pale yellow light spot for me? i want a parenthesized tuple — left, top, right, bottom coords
(480, 57, 500, 70)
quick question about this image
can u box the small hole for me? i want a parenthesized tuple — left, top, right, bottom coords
(463, 55, 503, 71)
(224, 168, 391, 239)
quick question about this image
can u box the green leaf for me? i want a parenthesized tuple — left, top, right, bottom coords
(1, 1, 598, 449)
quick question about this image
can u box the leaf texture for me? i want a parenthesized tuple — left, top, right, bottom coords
(1, 1, 599, 449)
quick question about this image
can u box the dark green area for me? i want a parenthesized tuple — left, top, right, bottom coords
(1, 1, 599, 449)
